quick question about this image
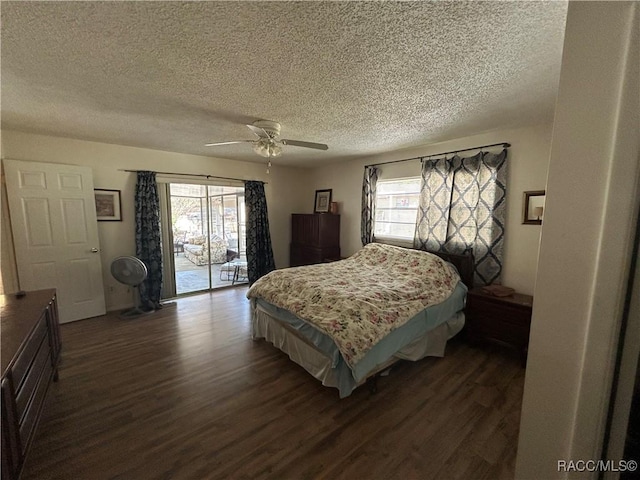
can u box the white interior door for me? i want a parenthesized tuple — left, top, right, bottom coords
(4, 159, 106, 323)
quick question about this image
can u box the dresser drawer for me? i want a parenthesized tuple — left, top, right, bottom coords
(468, 316, 530, 345)
(290, 244, 340, 267)
(468, 298, 529, 322)
(15, 335, 51, 422)
(467, 309, 531, 332)
(11, 315, 48, 392)
(1, 377, 21, 478)
(290, 244, 322, 266)
(19, 359, 52, 454)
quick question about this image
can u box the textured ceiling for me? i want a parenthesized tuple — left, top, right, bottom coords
(1, 1, 567, 167)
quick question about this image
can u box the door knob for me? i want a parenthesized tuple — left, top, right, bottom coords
(91, 248, 99, 253)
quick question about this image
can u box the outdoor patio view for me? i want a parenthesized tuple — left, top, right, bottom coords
(170, 183, 247, 295)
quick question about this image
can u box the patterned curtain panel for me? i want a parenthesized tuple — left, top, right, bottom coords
(244, 181, 275, 284)
(361, 166, 379, 246)
(414, 149, 507, 286)
(135, 171, 163, 310)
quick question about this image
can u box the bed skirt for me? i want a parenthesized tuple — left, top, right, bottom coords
(251, 301, 465, 397)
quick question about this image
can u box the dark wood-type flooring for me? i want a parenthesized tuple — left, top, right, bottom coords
(20, 287, 525, 480)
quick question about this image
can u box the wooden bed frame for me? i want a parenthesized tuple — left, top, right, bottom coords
(427, 249, 475, 289)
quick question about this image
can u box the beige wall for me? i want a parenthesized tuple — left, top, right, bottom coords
(0, 179, 19, 294)
(303, 123, 553, 295)
(1, 124, 553, 306)
(1, 131, 308, 310)
(516, 2, 639, 478)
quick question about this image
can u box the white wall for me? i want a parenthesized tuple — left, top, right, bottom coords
(516, 2, 639, 478)
(303, 123, 553, 295)
(1, 131, 308, 310)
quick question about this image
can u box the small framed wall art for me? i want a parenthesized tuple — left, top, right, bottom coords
(94, 189, 122, 221)
(522, 190, 545, 225)
(314, 189, 332, 213)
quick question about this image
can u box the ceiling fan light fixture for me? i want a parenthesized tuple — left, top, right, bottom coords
(253, 142, 270, 157)
(253, 139, 282, 158)
(270, 143, 282, 157)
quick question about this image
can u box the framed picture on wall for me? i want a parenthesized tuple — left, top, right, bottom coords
(314, 189, 332, 213)
(523, 190, 545, 225)
(94, 189, 122, 221)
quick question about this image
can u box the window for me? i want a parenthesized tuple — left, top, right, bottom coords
(374, 177, 421, 240)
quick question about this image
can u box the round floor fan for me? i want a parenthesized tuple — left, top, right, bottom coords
(110, 256, 150, 318)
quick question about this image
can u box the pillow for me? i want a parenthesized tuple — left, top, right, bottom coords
(188, 235, 206, 245)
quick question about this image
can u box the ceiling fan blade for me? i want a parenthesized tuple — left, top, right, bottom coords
(246, 124, 270, 139)
(204, 140, 252, 147)
(281, 139, 329, 150)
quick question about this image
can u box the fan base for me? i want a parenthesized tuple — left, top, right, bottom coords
(252, 120, 281, 137)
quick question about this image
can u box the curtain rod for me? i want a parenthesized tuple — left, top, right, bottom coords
(364, 142, 510, 168)
(120, 169, 267, 184)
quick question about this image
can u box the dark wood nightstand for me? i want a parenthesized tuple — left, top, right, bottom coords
(465, 287, 533, 366)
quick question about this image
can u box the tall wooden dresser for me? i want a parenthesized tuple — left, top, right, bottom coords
(290, 214, 340, 266)
(1, 289, 61, 480)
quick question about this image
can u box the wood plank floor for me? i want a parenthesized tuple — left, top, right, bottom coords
(21, 287, 525, 480)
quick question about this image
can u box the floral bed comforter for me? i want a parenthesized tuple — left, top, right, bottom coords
(246, 243, 461, 369)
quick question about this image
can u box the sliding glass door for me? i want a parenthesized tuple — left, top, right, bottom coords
(162, 182, 247, 297)
(208, 189, 246, 257)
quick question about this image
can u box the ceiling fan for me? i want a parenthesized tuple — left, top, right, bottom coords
(205, 120, 329, 158)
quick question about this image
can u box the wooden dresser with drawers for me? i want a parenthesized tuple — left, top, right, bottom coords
(1, 289, 61, 480)
(290, 213, 341, 267)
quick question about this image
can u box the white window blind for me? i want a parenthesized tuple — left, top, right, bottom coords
(374, 177, 421, 240)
